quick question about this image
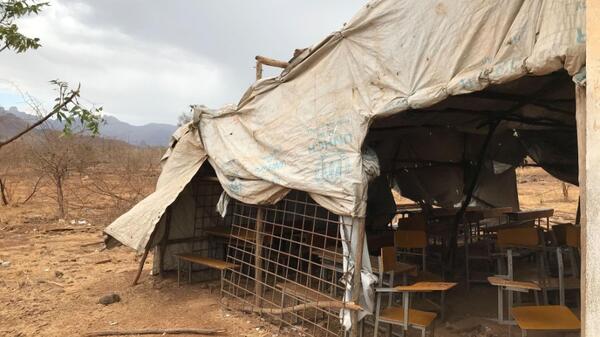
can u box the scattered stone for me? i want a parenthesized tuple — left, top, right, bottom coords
(460, 324, 496, 337)
(55, 271, 64, 278)
(1, 260, 11, 267)
(98, 293, 121, 305)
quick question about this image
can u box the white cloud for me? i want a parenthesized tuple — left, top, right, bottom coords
(0, 0, 365, 125)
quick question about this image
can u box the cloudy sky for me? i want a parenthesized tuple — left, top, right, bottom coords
(0, 0, 365, 125)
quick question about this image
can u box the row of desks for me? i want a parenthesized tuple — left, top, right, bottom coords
(397, 205, 555, 231)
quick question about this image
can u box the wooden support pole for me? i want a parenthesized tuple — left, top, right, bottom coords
(255, 61, 263, 81)
(241, 300, 362, 314)
(350, 217, 366, 337)
(255, 55, 288, 81)
(254, 207, 265, 307)
(255, 55, 289, 69)
(132, 246, 151, 286)
(132, 225, 158, 286)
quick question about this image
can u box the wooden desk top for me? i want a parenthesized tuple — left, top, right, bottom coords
(174, 253, 240, 270)
(505, 208, 554, 220)
(512, 305, 580, 331)
(391, 281, 457, 292)
(487, 276, 541, 290)
(396, 282, 458, 291)
(313, 246, 344, 262)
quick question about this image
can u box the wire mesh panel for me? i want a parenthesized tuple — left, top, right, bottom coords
(221, 191, 351, 337)
(190, 178, 233, 280)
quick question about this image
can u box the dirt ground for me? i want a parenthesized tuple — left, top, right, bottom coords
(0, 166, 580, 337)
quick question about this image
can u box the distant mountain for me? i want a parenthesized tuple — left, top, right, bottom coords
(0, 106, 176, 147)
(0, 107, 29, 139)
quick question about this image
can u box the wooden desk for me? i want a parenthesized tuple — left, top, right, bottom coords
(392, 281, 457, 292)
(512, 305, 580, 332)
(505, 208, 554, 229)
(174, 253, 240, 287)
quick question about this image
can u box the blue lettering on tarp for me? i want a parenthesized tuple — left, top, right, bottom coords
(306, 118, 353, 184)
(510, 31, 522, 45)
(316, 152, 347, 184)
(307, 133, 353, 152)
(254, 154, 286, 185)
(307, 118, 353, 153)
(228, 179, 242, 194)
(257, 153, 285, 172)
(577, 28, 586, 44)
(459, 78, 478, 91)
(492, 60, 519, 79)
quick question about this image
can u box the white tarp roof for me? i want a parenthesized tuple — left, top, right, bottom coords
(105, 125, 207, 252)
(105, 0, 585, 251)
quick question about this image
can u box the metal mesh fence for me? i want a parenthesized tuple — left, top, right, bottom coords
(189, 178, 233, 280)
(221, 190, 350, 337)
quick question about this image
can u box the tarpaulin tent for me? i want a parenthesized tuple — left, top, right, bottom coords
(104, 0, 585, 333)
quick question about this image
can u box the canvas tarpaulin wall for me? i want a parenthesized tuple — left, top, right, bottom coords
(104, 0, 585, 255)
(192, 0, 584, 220)
(102, 1, 586, 332)
(104, 124, 207, 252)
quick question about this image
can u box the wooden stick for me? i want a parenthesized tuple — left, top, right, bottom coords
(255, 61, 263, 80)
(240, 300, 362, 314)
(132, 247, 150, 286)
(254, 207, 264, 307)
(0, 87, 79, 149)
(84, 328, 225, 336)
(255, 55, 289, 69)
(81, 241, 105, 248)
(44, 227, 75, 233)
(94, 259, 112, 265)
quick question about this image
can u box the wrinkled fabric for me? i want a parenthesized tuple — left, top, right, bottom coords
(104, 124, 207, 252)
(105, 0, 585, 251)
(194, 0, 584, 217)
(339, 216, 376, 331)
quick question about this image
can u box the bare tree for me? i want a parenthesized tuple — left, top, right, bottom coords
(561, 182, 570, 201)
(0, 176, 9, 205)
(75, 141, 161, 218)
(21, 97, 96, 218)
(0, 135, 43, 206)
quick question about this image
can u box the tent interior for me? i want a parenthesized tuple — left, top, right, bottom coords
(146, 70, 581, 337)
